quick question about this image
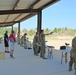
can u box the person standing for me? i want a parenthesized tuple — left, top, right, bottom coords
(9, 30, 16, 58)
(24, 33, 27, 49)
(33, 32, 39, 56)
(4, 31, 10, 53)
(40, 30, 53, 59)
(68, 36, 76, 75)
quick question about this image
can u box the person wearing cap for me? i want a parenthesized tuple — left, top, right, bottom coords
(40, 30, 53, 59)
(4, 31, 10, 53)
(33, 32, 39, 56)
(9, 30, 16, 58)
(24, 33, 27, 49)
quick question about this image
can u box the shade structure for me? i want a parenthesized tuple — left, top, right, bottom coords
(0, 0, 60, 27)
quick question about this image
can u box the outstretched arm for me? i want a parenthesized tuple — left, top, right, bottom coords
(44, 31, 54, 36)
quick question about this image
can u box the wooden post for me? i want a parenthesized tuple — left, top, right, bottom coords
(37, 9, 42, 36)
(12, 25, 13, 30)
(17, 22, 20, 44)
(37, 9, 42, 54)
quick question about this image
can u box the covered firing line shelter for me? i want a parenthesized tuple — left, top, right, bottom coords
(0, 0, 60, 43)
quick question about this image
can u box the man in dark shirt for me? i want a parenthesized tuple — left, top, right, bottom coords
(4, 31, 9, 53)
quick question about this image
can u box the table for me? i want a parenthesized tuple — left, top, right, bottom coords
(46, 46, 55, 58)
(61, 49, 70, 64)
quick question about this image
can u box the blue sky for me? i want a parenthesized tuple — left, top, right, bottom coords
(14, 0, 76, 30)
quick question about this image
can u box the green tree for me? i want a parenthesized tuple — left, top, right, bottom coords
(45, 28, 50, 33)
(53, 27, 58, 33)
(29, 29, 35, 36)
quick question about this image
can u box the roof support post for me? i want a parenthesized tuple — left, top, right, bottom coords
(37, 9, 42, 44)
(37, 9, 42, 36)
(37, 9, 42, 52)
(17, 22, 20, 45)
(12, 25, 13, 30)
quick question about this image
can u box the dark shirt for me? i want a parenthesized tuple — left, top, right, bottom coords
(4, 33, 8, 42)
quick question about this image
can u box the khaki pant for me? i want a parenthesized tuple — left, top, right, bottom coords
(69, 56, 76, 70)
(40, 44, 45, 58)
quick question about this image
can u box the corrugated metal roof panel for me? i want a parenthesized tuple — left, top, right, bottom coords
(0, 0, 17, 10)
(34, 0, 52, 9)
(0, 15, 8, 22)
(15, 13, 30, 21)
(0, 0, 60, 27)
(15, 0, 37, 9)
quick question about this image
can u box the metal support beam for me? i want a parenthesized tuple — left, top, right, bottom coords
(20, 13, 37, 22)
(0, 9, 39, 15)
(41, 0, 60, 9)
(29, 0, 40, 9)
(4, 0, 20, 22)
(13, 0, 20, 10)
(12, 25, 13, 30)
(13, 0, 40, 21)
(17, 22, 20, 44)
(37, 9, 42, 35)
(0, 21, 19, 24)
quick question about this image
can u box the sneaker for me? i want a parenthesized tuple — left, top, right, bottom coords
(42, 57, 47, 59)
(10, 54, 15, 59)
(5, 51, 7, 53)
(7, 51, 10, 53)
(5, 51, 10, 53)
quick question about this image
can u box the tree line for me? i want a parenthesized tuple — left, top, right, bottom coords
(0, 27, 76, 39)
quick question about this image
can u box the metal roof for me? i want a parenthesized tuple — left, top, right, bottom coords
(0, 0, 60, 27)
